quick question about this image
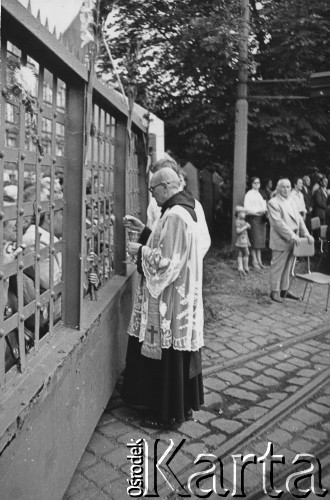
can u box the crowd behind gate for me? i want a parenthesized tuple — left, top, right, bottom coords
(3, 172, 103, 372)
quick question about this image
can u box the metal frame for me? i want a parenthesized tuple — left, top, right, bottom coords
(0, 2, 148, 388)
(289, 246, 330, 313)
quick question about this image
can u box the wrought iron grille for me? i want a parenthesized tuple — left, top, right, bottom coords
(0, 40, 65, 379)
(126, 133, 142, 219)
(0, 4, 148, 390)
(84, 103, 115, 294)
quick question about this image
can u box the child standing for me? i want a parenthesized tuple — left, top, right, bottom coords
(234, 205, 251, 276)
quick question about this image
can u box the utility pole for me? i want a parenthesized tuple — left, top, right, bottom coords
(232, 0, 250, 244)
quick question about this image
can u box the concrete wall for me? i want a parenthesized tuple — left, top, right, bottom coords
(0, 269, 136, 500)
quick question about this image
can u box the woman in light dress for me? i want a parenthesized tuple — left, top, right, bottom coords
(244, 177, 267, 270)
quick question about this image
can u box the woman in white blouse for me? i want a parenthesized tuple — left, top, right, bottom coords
(244, 177, 267, 269)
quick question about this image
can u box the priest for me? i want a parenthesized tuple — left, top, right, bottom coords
(121, 167, 205, 430)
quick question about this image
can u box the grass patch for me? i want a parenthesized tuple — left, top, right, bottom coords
(202, 241, 327, 323)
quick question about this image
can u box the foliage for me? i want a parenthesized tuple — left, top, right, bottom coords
(97, 0, 330, 180)
(248, 0, 330, 179)
(97, 0, 241, 170)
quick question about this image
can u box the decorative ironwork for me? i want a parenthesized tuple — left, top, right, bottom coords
(0, 4, 148, 390)
(126, 133, 142, 218)
(84, 103, 115, 298)
(1, 40, 65, 377)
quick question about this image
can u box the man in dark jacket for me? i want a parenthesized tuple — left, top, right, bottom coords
(313, 176, 329, 224)
(302, 175, 313, 232)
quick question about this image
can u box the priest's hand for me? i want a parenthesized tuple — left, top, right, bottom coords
(123, 215, 145, 233)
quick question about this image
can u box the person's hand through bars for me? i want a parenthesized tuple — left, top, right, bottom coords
(87, 251, 99, 299)
(3, 244, 26, 265)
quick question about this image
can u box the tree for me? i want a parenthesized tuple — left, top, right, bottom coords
(248, 0, 330, 179)
(97, 0, 241, 169)
(97, 0, 330, 179)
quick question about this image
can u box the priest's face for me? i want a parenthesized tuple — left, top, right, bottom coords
(149, 182, 168, 206)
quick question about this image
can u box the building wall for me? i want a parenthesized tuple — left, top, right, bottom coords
(0, 269, 136, 500)
(149, 112, 165, 161)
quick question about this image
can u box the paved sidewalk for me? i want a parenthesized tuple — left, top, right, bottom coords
(64, 250, 330, 499)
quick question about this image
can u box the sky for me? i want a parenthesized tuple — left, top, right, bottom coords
(18, 0, 83, 35)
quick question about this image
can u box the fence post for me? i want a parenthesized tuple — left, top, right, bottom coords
(137, 137, 148, 224)
(62, 77, 85, 328)
(113, 116, 128, 275)
(0, 19, 5, 386)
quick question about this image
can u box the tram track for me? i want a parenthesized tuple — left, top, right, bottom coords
(244, 442, 330, 500)
(166, 350, 330, 499)
(98, 320, 330, 500)
(106, 320, 330, 498)
(203, 322, 330, 376)
(214, 369, 329, 460)
(106, 323, 330, 413)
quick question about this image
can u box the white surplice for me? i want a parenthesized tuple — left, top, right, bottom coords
(128, 205, 204, 360)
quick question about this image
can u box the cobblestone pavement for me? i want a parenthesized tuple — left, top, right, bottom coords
(64, 249, 330, 500)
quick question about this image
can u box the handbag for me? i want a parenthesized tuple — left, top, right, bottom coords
(293, 237, 315, 257)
